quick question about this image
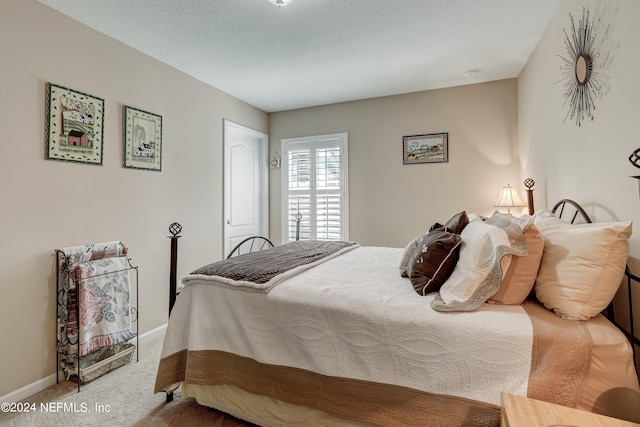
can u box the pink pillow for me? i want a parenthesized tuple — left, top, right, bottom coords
(486, 213, 544, 305)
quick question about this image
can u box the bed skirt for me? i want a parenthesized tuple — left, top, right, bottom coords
(160, 349, 501, 426)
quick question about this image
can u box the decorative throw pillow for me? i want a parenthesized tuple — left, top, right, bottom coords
(428, 211, 469, 234)
(406, 229, 462, 295)
(533, 210, 632, 320)
(432, 214, 527, 312)
(443, 211, 470, 234)
(429, 222, 444, 232)
(485, 212, 544, 305)
(400, 212, 468, 277)
(399, 236, 422, 277)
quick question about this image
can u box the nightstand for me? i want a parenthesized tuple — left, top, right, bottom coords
(501, 393, 640, 427)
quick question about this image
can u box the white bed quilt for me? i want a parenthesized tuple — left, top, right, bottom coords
(161, 246, 533, 406)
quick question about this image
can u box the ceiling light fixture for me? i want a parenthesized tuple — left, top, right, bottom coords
(268, 0, 294, 6)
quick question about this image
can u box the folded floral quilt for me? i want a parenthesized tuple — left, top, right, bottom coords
(57, 242, 133, 361)
(72, 257, 134, 356)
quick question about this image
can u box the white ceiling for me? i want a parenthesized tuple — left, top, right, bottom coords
(37, 0, 560, 113)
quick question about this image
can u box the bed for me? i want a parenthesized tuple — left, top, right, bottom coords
(154, 200, 640, 426)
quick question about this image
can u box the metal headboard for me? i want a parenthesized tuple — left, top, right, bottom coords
(551, 199, 592, 224)
(622, 268, 640, 368)
(551, 199, 639, 369)
(226, 236, 274, 259)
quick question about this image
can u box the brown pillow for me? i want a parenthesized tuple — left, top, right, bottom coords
(443, 211, 469, 234)
(429, 222, 444, 232)
(406, 229, 462, 295)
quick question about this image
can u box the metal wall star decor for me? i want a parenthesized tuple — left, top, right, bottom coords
(558, 7, 603, 127)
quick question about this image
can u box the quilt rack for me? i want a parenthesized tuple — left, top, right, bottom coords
(55, 241, 139, 392)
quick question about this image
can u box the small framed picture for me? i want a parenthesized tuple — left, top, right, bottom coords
(123, 106, 162, 171)
(402, 132, 448, 165)
(45, 83, 105, 165)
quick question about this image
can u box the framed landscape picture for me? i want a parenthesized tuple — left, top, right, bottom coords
(45, 83, 105, 165)
(123, 105, 162, 171)
(402, 132, 448, 165)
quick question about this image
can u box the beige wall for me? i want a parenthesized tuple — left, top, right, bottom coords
(269, 80, 521, 248)
(518, 0, 640, 351)
(6, 0, 639, 400)
(519, 0, 640, 255)
(0, 1, 267, 396)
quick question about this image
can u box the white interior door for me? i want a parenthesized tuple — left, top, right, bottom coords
(223, 120, 268, 257)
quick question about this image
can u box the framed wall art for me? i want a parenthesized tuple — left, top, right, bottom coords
(402, 132, 448, 165)
(123, 106, 162, 171)
(45, 83, 105, 165)
(558, 7, 601, 127)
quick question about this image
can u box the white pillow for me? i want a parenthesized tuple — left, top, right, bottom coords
(432, 214, 527, 312)
(533, 210, 632, 320)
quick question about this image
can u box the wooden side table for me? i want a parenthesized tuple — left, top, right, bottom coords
(501, 393, 640, 427)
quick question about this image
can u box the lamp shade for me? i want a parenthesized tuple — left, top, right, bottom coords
(495, 183, 525, 213)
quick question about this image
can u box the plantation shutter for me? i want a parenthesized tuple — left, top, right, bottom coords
(282, 133, 348, 242)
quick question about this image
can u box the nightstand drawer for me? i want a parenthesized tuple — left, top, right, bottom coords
(501, 393, 640, 427)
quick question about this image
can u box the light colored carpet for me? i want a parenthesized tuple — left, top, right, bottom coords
(0, 332, 255, 427)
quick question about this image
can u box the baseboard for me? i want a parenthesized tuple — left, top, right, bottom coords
(0, 323, 167, 404)
(0, 372, 60, 405)
(138, 323, 167, 343)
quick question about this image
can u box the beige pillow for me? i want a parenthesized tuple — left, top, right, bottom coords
(486, 213, 544, 305)
(533, 210, 632, 320)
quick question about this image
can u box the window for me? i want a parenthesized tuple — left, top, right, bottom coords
(281, 133, 348, 242)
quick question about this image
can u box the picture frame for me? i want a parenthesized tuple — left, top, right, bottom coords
(402, 132, 448, 165)
(45, 83, 105, 165)
(123, 105, 162, 171)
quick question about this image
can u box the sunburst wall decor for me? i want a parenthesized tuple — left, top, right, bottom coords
(558, 7, 602, 127)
